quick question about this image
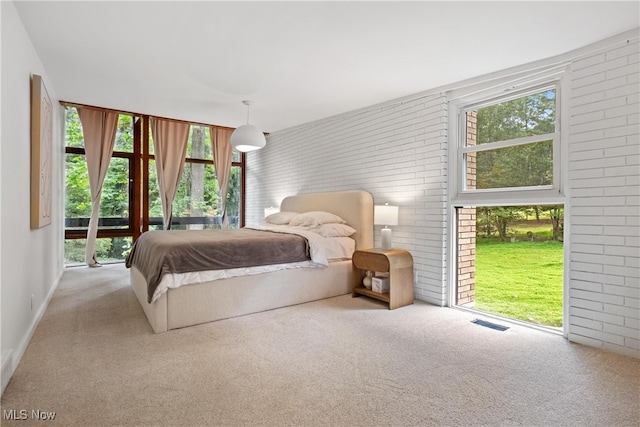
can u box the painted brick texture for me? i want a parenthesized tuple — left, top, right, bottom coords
(245, 30, 639, 358)
(246, 95, 449, 305)
(568, 37, 639, 358)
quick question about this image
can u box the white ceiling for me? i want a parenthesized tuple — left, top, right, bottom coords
(13, 1, 640, 132)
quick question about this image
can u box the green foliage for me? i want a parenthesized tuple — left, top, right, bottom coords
(474, 89, 555, 189)
(114, 115, 134, 152)
(541, 205, 564, 241)
(475, 141, 553, 189)
(167, 125, 242, 229)
(466, 91, 561, 326)
(475, 240, 563, 327)
(185, 125, 212, 160)
(65, 154, 91, 218)
(226, 167, 241, 226)
(474, 214, 565, 327)
(99, 157, 129, 218)
(65, 108, 131, 222)
(477, 207, 523, 241)
(477, 89, 555, 143)
(65, 108, 84, 148)
(64, 237, 132, 264)
(147, 160, 162, 218)
(65, 111, 243, 262)
(477, 205, 564, 242)
(171, 163, 221, 221)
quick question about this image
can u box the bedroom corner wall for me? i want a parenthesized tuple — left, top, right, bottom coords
(245, 94, 449, 306)
(1, 1, 65, 395)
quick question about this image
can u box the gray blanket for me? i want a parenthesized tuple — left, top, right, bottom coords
(125, 228, 310, 302)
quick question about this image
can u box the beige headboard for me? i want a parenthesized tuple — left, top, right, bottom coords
(280, 190, 373, 250)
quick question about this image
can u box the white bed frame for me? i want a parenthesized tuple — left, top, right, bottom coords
(130, 190, 373, 333)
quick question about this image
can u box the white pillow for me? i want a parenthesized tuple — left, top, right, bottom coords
(265, 211, 299, 225)
(289, 211, 346, 228)
(316, 223, 356, 238)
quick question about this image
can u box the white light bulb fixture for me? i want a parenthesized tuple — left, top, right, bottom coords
(374, 203, 399, 250)
(230, 100, 266, 152)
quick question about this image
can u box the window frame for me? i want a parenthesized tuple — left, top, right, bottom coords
(450, 80, 566, 207)
(145, 123, 244, 230)
(64, 142, 136, 240)
(63, 104, 245, 248)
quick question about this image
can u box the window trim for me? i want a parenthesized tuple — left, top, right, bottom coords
(450, 80, 565, 206)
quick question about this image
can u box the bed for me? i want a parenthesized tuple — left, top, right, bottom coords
(128, 190, 373, 333)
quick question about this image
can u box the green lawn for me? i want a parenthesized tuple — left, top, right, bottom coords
(475, 237, 564, 328)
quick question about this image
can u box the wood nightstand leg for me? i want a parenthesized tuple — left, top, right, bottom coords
(352, 266, 365, 297)
(389, 266, 414, 309)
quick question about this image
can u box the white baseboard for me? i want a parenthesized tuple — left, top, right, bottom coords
(0, 269, 63, 397)
(1, 349, 13, 395)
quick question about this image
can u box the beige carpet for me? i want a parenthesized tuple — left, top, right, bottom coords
(1, 264, 639, 427)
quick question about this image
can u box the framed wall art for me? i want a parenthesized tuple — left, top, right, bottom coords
(30, 74, 53, 229)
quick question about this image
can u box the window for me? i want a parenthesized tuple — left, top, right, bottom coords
(64, 105, 245, 264)
(148, 125, 243, 230)
(450, 80, 566, 329)
(455, 85, 561, 202)
(65, 109, 136, 263)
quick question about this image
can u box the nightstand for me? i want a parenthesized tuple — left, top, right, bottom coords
(352, 248, 414, 309)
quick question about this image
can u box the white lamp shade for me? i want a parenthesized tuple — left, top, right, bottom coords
(374, 205, 399, 226)
(230, 124, 266, 152)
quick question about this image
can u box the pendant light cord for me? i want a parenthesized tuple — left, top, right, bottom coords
(243, 100, 253, 125)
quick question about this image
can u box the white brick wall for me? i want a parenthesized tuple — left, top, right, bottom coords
(245, 30, 640, 358)
(246, 95, 449, 305)
(568, 35, 640, 358)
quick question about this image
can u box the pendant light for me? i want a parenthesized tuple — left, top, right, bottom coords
(230, 100, 266, 152)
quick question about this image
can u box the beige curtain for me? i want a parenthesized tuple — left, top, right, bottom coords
(150, 118, 190, 230)
(211, 127, 234, 228)
(77, 108, 119, 267)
